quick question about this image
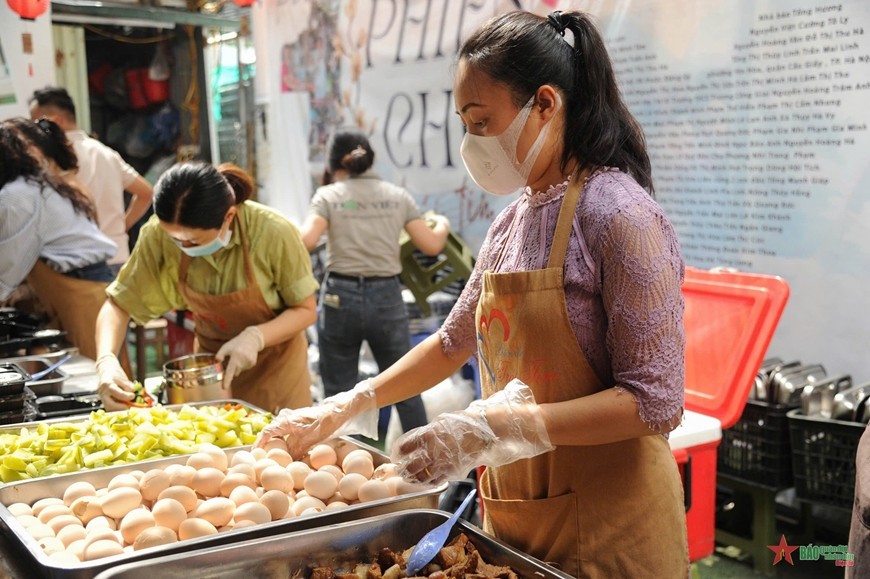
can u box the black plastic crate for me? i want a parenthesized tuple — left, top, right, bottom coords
(717, 399, 795, 489)
(788, 409, 864, 510)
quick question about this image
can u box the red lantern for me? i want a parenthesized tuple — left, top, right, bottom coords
(7, 0, 49, 20)
(233, 0, 255, 6)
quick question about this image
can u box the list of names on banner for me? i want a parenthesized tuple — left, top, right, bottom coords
(610, 3, 868, 269)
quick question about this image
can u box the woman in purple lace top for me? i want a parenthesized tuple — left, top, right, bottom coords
(258, 9, 687, 574)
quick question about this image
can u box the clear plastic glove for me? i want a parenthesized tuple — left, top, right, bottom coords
(96, 354, 135, 411)
(216, 326, 264, 389)
(255, 379, 379, 459)
(391, 378, 555, 484)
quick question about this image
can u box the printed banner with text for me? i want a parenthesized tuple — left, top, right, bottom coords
(269, 0, 870, 377)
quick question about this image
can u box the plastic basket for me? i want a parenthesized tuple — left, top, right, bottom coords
(788, 409, 864, 510)
(717, 399, 794, 489)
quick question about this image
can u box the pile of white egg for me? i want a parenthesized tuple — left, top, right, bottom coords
(6, 439, 426, 564)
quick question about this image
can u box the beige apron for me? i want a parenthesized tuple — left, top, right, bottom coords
(475, 176, 688, 577)
(178, 216, 311, 414)
(26, 261, 131, 374)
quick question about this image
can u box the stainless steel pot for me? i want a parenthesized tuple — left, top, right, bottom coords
(162, 354, 230, 404)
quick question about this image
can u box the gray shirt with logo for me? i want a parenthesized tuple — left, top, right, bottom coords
(310, 171, 421, 277)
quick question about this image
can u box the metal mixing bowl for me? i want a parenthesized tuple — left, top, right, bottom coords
(162, 354, 230, 404)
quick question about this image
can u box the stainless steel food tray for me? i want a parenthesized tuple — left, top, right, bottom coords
(0, 399, 268, 487)
(0, 398, 266, 435)
(0, 438, 446, 579)
(0, 356, 69, 396)
(92, 509, 573, 579)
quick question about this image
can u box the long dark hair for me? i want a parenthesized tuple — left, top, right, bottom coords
(154, 161, 253, 228)
(459, 10, 654, 194)
(0, 121, 97, 221)
(8, 117, 79, 172)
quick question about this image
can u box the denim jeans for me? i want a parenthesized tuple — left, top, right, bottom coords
(63, 261, 114, 283)
(318, 274, 428, 432)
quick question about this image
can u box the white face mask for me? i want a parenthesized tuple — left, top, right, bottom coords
(175, 226, 232, 257)
(459, 94, 558, 196)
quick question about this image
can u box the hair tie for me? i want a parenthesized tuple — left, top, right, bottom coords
(36, 118, 53, 134)
(547, 10, 576, 50)
(341, 145, 368, 167)
(347, 145, 367, 159)
(547, 11, 568, 36)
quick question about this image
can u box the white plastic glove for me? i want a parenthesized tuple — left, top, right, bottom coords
(216, 326, 265, 389)
(255, 380, 378, 459)
(391, 378, 555, 484)
(96, 354, 135, 411)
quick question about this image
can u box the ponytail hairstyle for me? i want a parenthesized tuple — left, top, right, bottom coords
(326, 129, 375, 177)
(459, 10, 654, 195)
(0, 120, 98, 221)
(154, 161, 252, 229)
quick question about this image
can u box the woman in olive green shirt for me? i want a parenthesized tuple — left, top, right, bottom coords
(94, 162, 318, 413)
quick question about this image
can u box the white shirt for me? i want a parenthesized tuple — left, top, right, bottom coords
(66, 130, 141, 265)
(0, 177, 117, 300)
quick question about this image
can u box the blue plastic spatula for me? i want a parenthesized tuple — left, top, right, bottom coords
(29, 354, 72, 381)
(405, 488, 478, 577)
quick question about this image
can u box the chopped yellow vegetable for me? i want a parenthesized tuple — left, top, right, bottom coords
(0, 404, 271, 482)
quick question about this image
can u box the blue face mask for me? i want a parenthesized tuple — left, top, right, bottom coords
(175, 228, 232, 257)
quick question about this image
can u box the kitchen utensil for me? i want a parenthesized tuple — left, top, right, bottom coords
(833, 383, 870, 422)
(765, 360, 802, 401)
(405, 487, 478, 576)
(749, 358, 784, 400)
(28, 353, 72, 381)
(2, 356, 69, 396)
(774, 364, 826, 405)
(163, 353, 229, 404)
(860, 394, 870, 424)
(802, 375, 851, 418)
(758, 357, 783, 376)
(750, 374, 767, 401)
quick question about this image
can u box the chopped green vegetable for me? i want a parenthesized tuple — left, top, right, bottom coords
(0, 404, 272, 482)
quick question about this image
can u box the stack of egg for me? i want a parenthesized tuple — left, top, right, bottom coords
(0, 363, 36, 425)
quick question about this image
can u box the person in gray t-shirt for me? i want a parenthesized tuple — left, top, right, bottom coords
(301, 129, 450, 433)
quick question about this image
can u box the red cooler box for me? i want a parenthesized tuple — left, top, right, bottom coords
(673, 267, 790, 561)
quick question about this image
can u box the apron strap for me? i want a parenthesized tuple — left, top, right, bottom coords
(235, 213, 258, 287)
(492, 198, 525, 272)
(546, 172, 586, 271)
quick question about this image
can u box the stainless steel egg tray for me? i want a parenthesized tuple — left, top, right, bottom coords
(91, 509, 573, 579)
(0, 437, 445, 579)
